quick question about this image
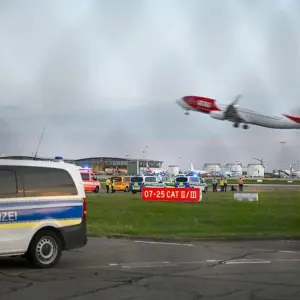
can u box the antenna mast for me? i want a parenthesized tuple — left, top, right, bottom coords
(34, 127, 46, 160)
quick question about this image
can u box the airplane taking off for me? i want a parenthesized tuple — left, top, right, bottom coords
(176, 95, 300, 129)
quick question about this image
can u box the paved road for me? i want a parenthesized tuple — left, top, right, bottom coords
(1, 238, 300, 299)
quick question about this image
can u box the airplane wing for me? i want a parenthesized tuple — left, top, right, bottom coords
(223, 95, 246, 123)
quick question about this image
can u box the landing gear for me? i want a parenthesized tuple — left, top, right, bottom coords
(233, 122, 239, 128)
(243, 124, 249, 129)
(185, 111, 190, 115)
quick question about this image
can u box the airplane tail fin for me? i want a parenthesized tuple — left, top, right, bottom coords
(190, 163, 195, 171)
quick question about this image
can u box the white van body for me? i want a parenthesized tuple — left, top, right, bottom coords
(0, 159, 87, 268)
(187, 176, 208, 192)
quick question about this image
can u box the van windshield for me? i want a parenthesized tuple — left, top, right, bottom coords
(111, 177, 121, 182)
(189, 177, 200, 183)
(131, 177, 143, 183)
(176, 177, 188, 183)
(145, 177, 157, 182)
(80, 173, 89, 181)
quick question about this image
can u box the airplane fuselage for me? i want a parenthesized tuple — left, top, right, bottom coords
(176, 96, 300, 129)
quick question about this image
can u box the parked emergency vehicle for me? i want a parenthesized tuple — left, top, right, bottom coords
(79, 168, 101, 193)
(0, 159, 87, 268)
(110, 176, 131, 192)
(130, 175, 166, 194)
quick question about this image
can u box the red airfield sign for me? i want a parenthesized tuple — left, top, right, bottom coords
(141, 187, 201, 202)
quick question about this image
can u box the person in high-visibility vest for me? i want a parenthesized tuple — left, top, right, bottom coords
(111, 178, 115, 193)
(224, 177, 228, 192)
(212, 177, 218, 192)
(238, 177, 244, 192)
(219, 178, 225, 192)
(105, 178, 110, 193)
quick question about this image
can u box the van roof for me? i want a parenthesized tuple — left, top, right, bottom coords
(0, 159, 85, 197)
(0, 159, 78, 172)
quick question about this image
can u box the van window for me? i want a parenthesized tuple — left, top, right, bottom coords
(176, 177, 188, 183)
(0, 169, 18, 197)
(188, 177, 200, 183)
(80, 173, 90, 181)
(131, 176, 143, 183)
(144, 177, 157, 183)
(22, 166, 77, 197)
(111, 176, 121, 182)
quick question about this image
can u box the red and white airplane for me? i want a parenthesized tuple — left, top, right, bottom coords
(176, 95, 300, 129)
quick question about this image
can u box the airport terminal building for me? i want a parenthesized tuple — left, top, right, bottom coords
(0, 155, 163, 173)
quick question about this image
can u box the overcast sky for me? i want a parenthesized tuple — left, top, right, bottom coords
(1, 0, 300, 171)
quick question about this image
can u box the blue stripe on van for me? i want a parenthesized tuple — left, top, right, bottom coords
(2, 205, 83, 223)
(0, 199, 82, 208)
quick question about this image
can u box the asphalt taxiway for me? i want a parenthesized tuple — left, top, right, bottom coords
(1, 237, 300, 299)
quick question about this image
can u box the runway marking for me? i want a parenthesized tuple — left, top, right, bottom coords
(134, 240, 194, 247)
(77, 258, 300, 270)
(225, 259, 271, 265)
(206, 260, 219, 262)
(253, 248, 299, 253)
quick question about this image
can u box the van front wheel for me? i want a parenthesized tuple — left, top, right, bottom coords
(26, 229, 63, 269)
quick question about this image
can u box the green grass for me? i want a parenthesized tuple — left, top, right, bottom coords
(86, 191, 300, 238)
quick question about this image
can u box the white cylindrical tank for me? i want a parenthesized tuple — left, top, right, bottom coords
(168, 165, 180, 176)
(225, 163, 243, 176)
(247, 164, 265, 177)
(203, 163, 221, 175)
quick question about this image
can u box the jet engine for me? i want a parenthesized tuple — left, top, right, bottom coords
(209, 111, 225, 120)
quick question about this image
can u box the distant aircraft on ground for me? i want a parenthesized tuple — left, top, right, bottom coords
(143, 164, 165, 176)
(278, 167, 300, 178)
(176, 95, 300, 129)
(188, 163, 209, 176)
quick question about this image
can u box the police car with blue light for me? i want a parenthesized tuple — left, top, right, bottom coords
(0, 157, 87, 268)
(130, 175, 166, 193)
(175, 174, 208, 192)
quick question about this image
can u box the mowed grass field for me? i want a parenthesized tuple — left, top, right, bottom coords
(86, 191, 300, 239)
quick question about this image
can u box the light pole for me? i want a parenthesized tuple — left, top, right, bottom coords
(142, 145, 148, 159)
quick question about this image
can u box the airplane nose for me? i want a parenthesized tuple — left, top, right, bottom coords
(176, 98, 184, 107)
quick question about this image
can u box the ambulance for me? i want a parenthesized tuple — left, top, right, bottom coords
(79, 168, 101, 193)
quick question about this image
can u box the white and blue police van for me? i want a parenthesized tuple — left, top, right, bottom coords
(0, 159, 87, 268)
(129, 175, 166, 194)
(187, 175, 208, 193)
